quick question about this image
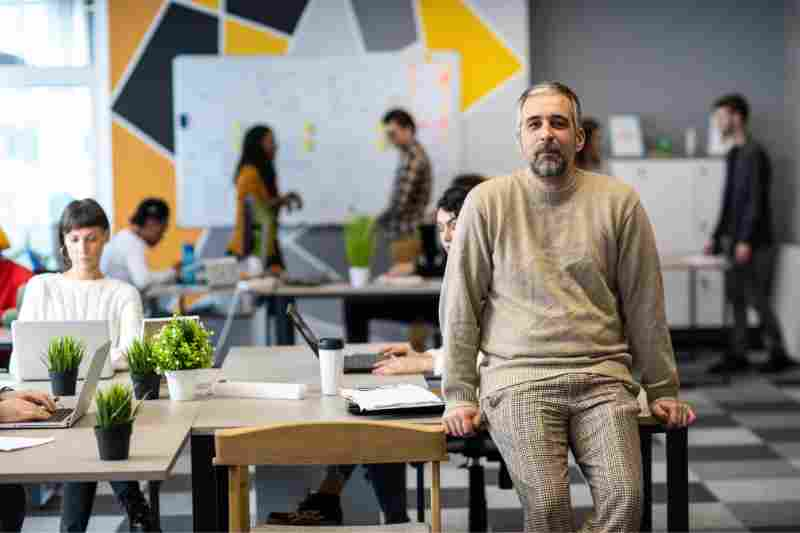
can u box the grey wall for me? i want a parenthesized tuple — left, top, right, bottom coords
(788, 1, 800, 241)
(531, 0, 797, 241)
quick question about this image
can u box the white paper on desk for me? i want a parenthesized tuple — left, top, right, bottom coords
(341, 384, 443, 411)
(0, 436, 54, 452)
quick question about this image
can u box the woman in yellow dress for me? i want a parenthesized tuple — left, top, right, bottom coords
(228, 125, 302, 274)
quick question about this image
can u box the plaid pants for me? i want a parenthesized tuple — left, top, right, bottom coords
(482, 374, 642, 533)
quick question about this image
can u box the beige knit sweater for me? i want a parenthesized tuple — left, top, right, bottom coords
(440, 168, 679, 413)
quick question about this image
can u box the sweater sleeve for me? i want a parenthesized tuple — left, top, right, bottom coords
(428, 347, 445, 377)
(440, 192, 492, 413)
(17, 275, 45, 321)
(125, 242, 176, 290)
(617, 202, 680, 402)
(111, 287, 144, 370)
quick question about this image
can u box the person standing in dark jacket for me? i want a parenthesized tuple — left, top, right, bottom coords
(705, 94, 796, 374)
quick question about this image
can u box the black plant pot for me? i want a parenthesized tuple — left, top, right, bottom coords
(131, 372, 161, 400)
(49, 369, 78, 396)
(94, 423, 133, 461)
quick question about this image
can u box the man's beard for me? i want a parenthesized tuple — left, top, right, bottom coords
(531, 148, 568, 178)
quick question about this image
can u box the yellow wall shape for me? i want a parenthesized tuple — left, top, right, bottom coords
(224, 19, 290, 55)
(112, 121, 201, 269)
(109, 0, 165, 92)
(418, 0, 523, 112)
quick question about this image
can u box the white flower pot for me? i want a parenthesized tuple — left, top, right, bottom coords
(165, 369, 201, 401)
(349, 266, 370, 288)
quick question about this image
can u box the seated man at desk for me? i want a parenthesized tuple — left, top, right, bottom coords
(375, 178, 484, 376)
(100, 198, 178, 290)
(0, 225, 33, 325)
(0, 386, 57, 532)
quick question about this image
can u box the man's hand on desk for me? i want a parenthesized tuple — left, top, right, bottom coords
(649, 398, 696, 429)
(443, 405, 480, 437)
(735, 242, 752, 264)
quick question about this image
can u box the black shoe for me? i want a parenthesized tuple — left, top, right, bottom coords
(708, 356, 750, 375)
(267, 492, 344, 526)
(759, 351, 798, 374)
(122, 493, 161, 532)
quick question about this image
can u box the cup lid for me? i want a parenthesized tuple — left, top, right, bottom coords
(319, 338, 344, 350)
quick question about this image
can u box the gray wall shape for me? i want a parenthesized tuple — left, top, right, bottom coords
(530, 0, 794, 241)
(351, 0, 417, 52)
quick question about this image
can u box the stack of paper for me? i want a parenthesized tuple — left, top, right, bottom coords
(0, 436, 54, 452)
(341, 384, 443, 412)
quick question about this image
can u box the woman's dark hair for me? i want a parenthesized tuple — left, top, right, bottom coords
(234, 125, 278, 197)
(58, 199, 110, 269)
(130, 197, 170, 226)
(437, 176, 485, 217)
(576, 117, 601, 170)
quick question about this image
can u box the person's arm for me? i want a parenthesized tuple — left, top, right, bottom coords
(440, 192, 492, 413)
(736, 149, 769, 246)
(111, 289, 144, 370)
(125, 245, 176, 290)
(617, 201, 680, 402)
(16, 276, 43, 321)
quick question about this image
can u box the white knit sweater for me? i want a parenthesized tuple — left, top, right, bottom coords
(17, 274, 143, 370)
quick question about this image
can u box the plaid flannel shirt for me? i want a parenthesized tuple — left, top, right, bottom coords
(379, 140, 432, 240)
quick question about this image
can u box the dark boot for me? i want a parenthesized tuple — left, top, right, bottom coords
(267, 492, 344, 526)
(120, 491, 160, 532)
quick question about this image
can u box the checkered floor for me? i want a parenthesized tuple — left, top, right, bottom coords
(20, 366, 800, 532)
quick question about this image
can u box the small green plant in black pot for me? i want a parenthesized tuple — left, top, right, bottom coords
(126, 338, 160, 400)
(94, 384, 143, 461)
(43, 336, 85, 396)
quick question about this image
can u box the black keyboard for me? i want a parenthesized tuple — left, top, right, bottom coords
(344, 353, 380, 373)
(47, 408, 73, 423)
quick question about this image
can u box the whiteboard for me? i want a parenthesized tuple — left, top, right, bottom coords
(173, 53, 461, 227)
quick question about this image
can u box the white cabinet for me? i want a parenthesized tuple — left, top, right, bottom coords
(609, 159, 726, 328)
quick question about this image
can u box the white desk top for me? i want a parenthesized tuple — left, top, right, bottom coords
(192, 344, 441, 433)
(661, 254, 728, 271)
(0, 400, 196, 482)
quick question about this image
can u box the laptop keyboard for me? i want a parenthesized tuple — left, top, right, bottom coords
(345, 353, 380, 370)
(46, 408, 73, 423)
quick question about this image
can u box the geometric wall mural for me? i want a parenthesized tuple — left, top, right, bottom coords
(108, 0, 526, 268)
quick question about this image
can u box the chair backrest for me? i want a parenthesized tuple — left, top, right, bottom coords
(215, 420, 447, 466)
(215, 421, 446, 532)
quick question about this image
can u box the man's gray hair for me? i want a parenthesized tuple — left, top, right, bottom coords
(514, 82, 582, 140)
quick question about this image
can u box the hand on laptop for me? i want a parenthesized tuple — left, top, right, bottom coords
(0, 393, 56, 423)
(373, 343, 434, 375)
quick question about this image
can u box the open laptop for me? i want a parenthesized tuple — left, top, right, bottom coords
(11, 321, 114, 381)
(286, 304, 380, 373)
(0, 340, 110, 429)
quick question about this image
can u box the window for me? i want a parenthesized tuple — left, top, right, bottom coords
(0, 0, 93, 270)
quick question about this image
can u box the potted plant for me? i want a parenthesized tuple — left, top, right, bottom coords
(43, 336, 84, 396)
(126, 338, 160, 400)
(344, 214, 375, 288)
(151, 316, 214, 401)
(94, 384, 143, 461)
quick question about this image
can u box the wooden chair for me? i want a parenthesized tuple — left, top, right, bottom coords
(214, 421, 448, 532)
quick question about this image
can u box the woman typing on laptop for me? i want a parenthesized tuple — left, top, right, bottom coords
(16, 199, 158, 532)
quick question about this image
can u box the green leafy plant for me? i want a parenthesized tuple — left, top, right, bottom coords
(43, 336, 85, 373)
(126, 338, 157, 376)
(95, 384, 143, 429)
(344, 215, 376, 268)
(151, 316, 214, 372)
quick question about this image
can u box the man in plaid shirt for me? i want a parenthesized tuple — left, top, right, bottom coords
(378, 109, 432, 265)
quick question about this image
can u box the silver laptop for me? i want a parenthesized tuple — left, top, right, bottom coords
(0, 340, 110, 429)
(140, 316, 200, 343)
(11, 321, 114, 381)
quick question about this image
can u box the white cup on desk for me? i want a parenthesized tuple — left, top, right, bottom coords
(319, 337, 344, 395)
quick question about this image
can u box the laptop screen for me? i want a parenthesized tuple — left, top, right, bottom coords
(286, 304, 319, 357)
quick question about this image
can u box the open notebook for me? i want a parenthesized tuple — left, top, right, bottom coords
(341, 384, 444, 415)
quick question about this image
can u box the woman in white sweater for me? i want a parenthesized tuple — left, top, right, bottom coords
(17, 199, 158, 532)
